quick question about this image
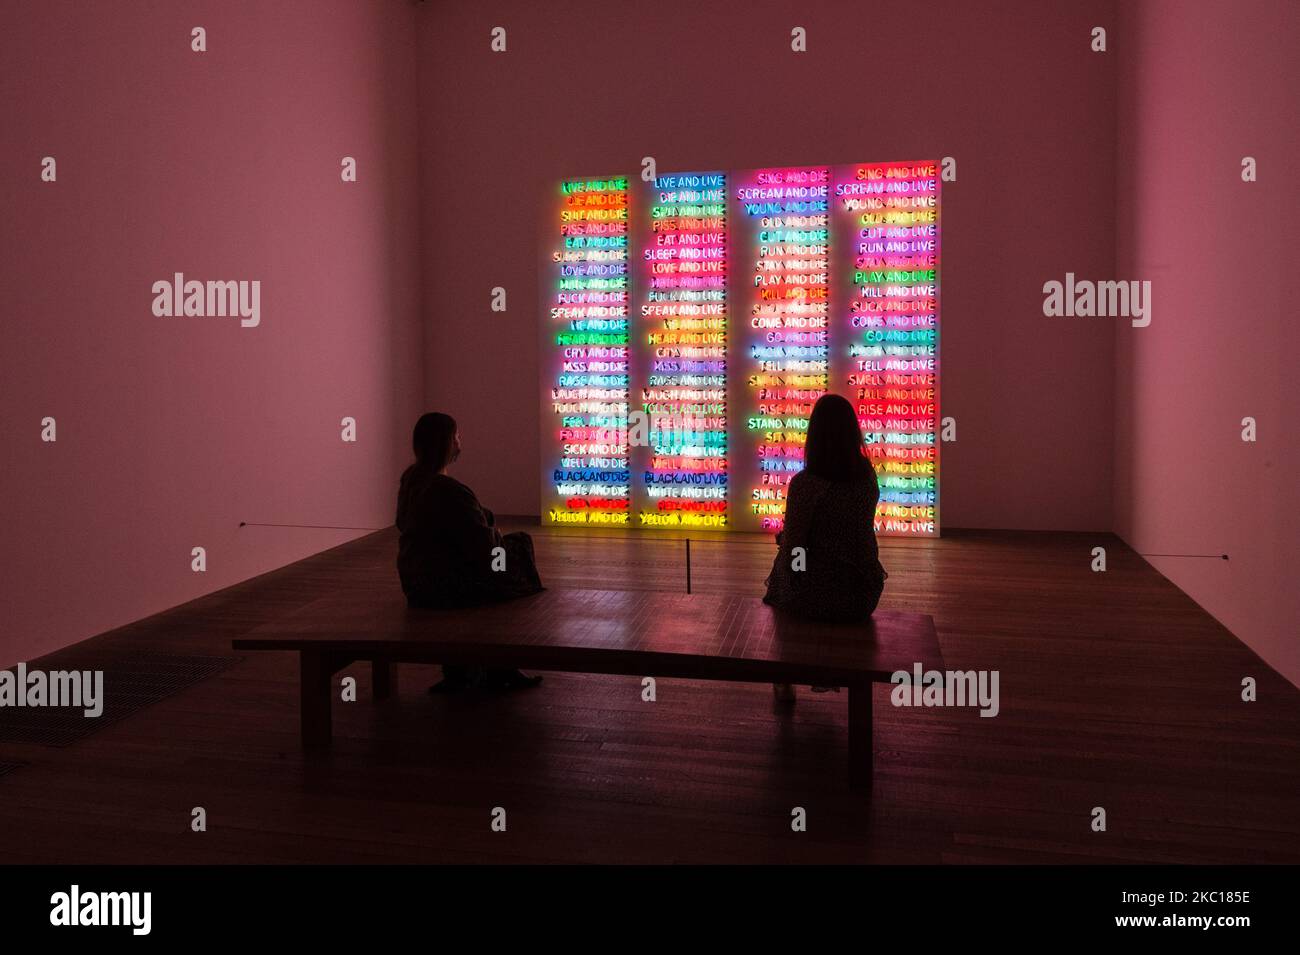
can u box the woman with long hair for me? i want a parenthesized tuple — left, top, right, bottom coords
(396, 411, 544, 692)
(763, 392, 888, 625)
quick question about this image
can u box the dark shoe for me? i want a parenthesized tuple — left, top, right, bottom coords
(430, 664, 487, 694)
(428, 677, 470, 695)
(483, 668, 543, 690)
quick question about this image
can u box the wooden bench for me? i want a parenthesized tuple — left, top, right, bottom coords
(234, 587, 942, 790)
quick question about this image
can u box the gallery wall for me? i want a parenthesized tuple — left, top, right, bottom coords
(415, 0, 1119, 530)
(0, 0, 425, 667)
(13, 0, 1293, 693)
(1113, 0, 1300, 686)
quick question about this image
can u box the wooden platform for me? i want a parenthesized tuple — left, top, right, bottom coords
(234, 587, 943, 788)
(1, 525, 1298, 864)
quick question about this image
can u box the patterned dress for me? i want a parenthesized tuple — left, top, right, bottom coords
(763, 468, 887, 623)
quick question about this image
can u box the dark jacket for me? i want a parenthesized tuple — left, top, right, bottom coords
(396, 467, 539, 608)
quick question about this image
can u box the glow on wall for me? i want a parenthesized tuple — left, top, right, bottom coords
(542, 176, 631, 526)
(540, 160, 939, 537)
(636, 172, 729, 529)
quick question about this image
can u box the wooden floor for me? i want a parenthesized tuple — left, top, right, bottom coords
(1, 524, 1297, 864)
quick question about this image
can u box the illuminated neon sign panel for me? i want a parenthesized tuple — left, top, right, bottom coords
(542, 176, 631, 529)
(542, 161, 940, 537)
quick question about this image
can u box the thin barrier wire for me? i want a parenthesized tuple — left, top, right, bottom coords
(238, 518, 777, 594)
(240, 521, 388, 531)
(1140, 553, 1229, 560)
(238, 521, 1228, 596)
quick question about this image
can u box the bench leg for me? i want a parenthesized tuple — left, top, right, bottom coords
(300, 651, 333, 749)
(372, 659, 396, 700)
(848, 682, 873, 791)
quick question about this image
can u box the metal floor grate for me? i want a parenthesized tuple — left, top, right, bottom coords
(0, 653, 241, 746)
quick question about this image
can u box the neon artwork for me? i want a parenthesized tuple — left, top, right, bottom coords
(542, 176, 631, 526)
(834, 161, 940, 536)
(541, 161, 940, 537)
(735, 166, 830, 532)
(636, 172, 728, 529)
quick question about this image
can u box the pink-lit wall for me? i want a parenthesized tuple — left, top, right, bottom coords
(1114, 0, 1300, 686)
(414, 0, 1119, 531)
(10, 0, 1292, 693)
(0, 1, 424, 667)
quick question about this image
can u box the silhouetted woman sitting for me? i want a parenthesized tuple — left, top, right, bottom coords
(764, 392, 888, 625)
(396, 412, 544, 693)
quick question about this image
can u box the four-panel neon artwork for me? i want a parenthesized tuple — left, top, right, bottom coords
(542, 161, 939, 537)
